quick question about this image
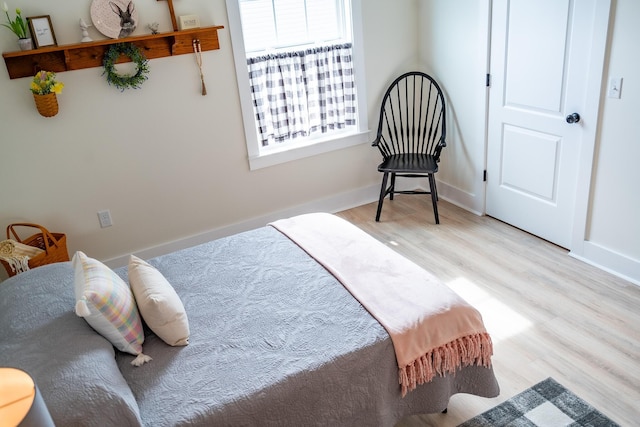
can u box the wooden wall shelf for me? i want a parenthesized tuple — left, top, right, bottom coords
(2, 25, 224, 80)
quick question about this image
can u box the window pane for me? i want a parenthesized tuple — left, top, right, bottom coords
(307, 0, 341, 42)
(273, 0, 308, 47)
(239, 0, 277, 52)
(240, 0, 347, 52)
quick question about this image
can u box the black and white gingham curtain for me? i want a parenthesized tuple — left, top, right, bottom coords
(247, 43, 357, 147)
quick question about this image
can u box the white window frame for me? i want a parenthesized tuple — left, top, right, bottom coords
(226, 0, 369, 170)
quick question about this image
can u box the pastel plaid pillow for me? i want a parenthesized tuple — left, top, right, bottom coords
(73, 251, 151, 366)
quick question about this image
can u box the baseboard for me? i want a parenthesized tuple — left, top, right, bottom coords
(420, 180, 484, 216)
(570, 241, 640, 287)
(104, 184, 380, 268)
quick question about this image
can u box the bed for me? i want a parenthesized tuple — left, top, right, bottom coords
(0, 213, 499, 426)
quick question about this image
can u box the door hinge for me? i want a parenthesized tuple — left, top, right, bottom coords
(486, 74, 491, 87)
(483, 170, 487, 182)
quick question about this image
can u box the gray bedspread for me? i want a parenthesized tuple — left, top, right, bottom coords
(0, 263, 142, 426)
(116, 226, 499, 426)
(0, 224, 499, 427)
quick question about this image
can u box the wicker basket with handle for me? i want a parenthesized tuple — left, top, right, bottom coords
(1, 223, 69, 277)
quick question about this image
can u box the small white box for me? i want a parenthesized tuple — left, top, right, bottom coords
(178, 15, 201, 31)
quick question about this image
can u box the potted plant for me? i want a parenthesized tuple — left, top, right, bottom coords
(2, 2, 31, 50)
(30, 71, 64, 117)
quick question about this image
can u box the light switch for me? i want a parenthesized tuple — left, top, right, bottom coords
(608, 77, 622, 99)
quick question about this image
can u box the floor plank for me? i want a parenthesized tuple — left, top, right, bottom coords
(336, 197, 640, 426)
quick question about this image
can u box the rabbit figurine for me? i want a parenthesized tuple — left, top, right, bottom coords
(109, 1, 136, 38)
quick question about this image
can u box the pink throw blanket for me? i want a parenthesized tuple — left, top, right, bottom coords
(270, 213, 493, 396)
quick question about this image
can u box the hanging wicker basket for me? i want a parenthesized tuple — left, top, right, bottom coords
(33, 92, 59, 117)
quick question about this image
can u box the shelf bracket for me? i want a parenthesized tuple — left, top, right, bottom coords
(157, 0, 179, 32)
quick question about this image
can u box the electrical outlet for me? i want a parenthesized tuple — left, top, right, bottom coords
(97, 210, 113, 228)
(608, 77, 622, 99)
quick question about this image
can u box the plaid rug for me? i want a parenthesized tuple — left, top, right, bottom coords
(458, 377, 619, 427)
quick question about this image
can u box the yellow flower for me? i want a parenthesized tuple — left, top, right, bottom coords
(52, 82, 64, 94)
(29, 70, 63, 95)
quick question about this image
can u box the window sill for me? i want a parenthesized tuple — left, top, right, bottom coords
(248, 130, 371, 170)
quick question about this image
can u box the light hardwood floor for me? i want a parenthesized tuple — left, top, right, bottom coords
(336, 197, 640, 427)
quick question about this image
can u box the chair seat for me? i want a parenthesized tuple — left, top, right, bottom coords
(378, 153, 439, 174)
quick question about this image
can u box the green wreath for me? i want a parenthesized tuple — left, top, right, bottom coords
(102, 43, 150, 91)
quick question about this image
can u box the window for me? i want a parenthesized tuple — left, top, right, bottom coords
(227, 0, 369, 170)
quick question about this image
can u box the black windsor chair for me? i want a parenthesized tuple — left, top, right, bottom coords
(372, 71, 447, 224)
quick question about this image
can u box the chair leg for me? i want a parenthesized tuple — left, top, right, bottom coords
(375, 172, 389, 222)
(428, 174, 439, 224)
(389, 173, 396, 201)
(434, 176, 439, 201)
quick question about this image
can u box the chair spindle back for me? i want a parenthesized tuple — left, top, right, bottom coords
(374, 72, 446, 161)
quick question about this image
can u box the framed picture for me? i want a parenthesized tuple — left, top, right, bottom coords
(28, 15, 57, 48)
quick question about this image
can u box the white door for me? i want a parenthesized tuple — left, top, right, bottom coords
(486, 0, 609, 249)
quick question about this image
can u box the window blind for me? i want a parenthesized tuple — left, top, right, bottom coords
(239, 0, 347, 53)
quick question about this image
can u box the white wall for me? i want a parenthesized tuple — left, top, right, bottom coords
(417, 0, 640, 285)
(576, 0, 640, 283)
(416, 0, 490, 214)
(0, 0, 418, 277)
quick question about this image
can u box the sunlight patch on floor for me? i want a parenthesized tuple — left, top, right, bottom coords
(447, 277, 533, 343)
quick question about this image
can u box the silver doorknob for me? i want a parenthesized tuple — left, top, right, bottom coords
(566, 113, 580, 124)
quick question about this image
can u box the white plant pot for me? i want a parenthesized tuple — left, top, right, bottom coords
(17, 38, 33, 51)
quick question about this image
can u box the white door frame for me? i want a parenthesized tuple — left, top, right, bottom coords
(567, 0, 612, 255)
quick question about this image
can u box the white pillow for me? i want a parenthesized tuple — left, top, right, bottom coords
(73, 251, 151, 366)
(128, 255, 190, 346)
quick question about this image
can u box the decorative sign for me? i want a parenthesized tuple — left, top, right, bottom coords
(179, 15, 200, 31)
